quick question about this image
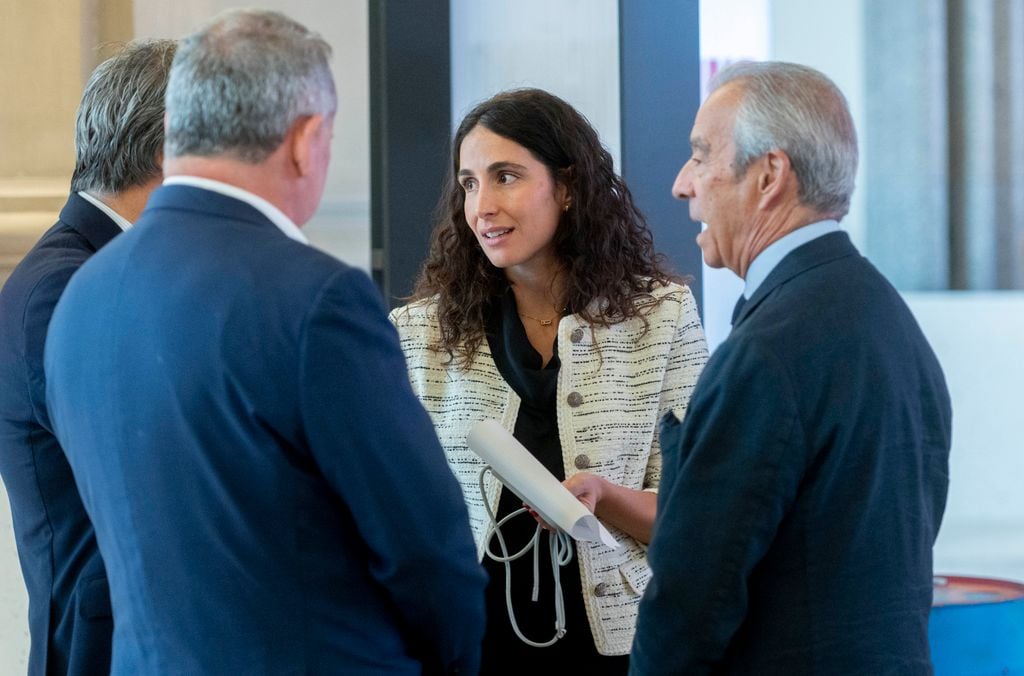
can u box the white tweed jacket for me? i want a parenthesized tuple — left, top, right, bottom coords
(389, 282, 708, 655)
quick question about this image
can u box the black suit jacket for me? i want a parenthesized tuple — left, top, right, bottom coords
(0, 193, 117, 675)
(631, 231, 952, 675)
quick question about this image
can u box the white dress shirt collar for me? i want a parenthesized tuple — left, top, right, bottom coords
(162, 175, 308, 245)
(77, 191, 133, 232)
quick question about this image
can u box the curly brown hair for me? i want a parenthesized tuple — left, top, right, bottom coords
(410, 88, 678, 366)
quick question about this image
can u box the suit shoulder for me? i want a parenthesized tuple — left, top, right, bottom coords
(388, 297, 438, 328)
(272, 240, 366, 292)
(654, 280, 697, 307)
(10, 219, 93, 272)
(639, 280, 700, 327)
(1, 225, 94, 320)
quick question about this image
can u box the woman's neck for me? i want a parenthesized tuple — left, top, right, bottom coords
(506, 266, 565, 320)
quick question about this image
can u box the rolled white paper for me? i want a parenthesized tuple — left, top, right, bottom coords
(467, 419, 619, 549)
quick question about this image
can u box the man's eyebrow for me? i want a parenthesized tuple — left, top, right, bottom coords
(690, 137, 710, 154)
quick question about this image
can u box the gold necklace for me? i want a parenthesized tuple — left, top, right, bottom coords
(518, 307, 566, 327)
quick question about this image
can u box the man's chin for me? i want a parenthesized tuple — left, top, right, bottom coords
(695, 238, 723, 269)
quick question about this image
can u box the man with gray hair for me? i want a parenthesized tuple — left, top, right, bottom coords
(630, 62, 951, 674)
(42, 9, 485, 674)
(0, 38, 175, 676)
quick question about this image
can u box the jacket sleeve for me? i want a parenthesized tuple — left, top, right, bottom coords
(630, 338, 805, 674)
(299, 268, 486, 675)
(644, 285, 709, 491)
(23, 247, 93, 432)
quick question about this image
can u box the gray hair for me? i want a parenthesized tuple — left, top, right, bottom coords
(71, 39, 177, 194)
(165, 9, 336, 164)
(710, 61, 858, 219)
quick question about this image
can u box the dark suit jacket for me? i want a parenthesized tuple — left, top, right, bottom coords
(631, 231, 952, 675)
(0, 193, 117, 676)
(43, 185, 487, 675)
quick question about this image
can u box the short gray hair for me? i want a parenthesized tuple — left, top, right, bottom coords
(165, 9, 336, 164)
(71, 39, 177, 194)
(710, 61, 858, 219)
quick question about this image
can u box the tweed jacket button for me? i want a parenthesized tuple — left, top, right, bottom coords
(593, 582, 609, 597)
(567, 391, 584, 407)
(574, 454, 590, 470)
(570, 327, 585, 343)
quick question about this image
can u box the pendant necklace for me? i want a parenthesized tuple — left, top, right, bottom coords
(519, 307, 566, 326)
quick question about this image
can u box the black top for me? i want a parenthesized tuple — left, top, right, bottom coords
(479, 289, 628, 673)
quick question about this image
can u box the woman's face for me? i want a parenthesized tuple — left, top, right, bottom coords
(458, 124, 568, 280)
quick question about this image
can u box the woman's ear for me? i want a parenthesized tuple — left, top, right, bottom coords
(556, 166, 574, 210)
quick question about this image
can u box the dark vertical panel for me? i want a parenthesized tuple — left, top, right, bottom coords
(619, 0, 703, 316)
(369, 1, 451, 307)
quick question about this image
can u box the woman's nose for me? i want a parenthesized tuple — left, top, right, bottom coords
(474, 183, 498, 216)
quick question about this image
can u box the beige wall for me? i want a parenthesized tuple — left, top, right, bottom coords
(0, 0, 133, 287)
(0, 0, 132, 179)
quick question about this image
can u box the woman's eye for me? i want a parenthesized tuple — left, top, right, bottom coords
(497, 172, 517, 185)
(461, 178, 477, 192)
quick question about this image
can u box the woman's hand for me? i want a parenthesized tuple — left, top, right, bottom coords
(524, 472, 604, 530)
(562, 471, 604, 513)
(526, 471, 656, 544)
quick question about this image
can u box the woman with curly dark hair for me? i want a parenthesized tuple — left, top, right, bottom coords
(390, 88, 708, 672)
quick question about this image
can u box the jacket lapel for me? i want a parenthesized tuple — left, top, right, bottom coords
(733, 231, 858, 327)
(59, 192, 123, 252)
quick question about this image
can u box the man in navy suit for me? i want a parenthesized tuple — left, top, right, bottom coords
(631, 62, 952, 674)
(0, 39, 176, 675)
(43, 10, 485, 675)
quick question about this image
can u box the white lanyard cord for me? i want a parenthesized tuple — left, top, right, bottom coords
(479, 466, 573, 647)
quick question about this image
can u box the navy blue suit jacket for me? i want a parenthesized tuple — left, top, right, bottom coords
(43, 185, 486, 675)
(632, 232, 952, 675)
(0, 193, 116, 675)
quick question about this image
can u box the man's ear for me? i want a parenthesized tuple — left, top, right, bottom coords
(290, 114, 326, 177)
(757, 149, 793, 208)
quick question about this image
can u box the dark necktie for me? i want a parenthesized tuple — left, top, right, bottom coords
(731, 294, 747, 325)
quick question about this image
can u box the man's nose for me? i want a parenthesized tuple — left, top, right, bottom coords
(672, 163, 694, 201)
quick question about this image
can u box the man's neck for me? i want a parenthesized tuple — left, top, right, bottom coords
(737, 202, 826, 278)
(164, 154, 300, 223)
(90, 178, 162, 223)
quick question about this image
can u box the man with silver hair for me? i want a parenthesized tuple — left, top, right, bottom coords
(43, 9, 485, 674)
(631, 61, 951, 674)
(0, 38, 175, 676)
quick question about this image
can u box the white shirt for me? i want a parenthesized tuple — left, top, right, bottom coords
(77, 191, 133, 231)
(743, 219, 840, 298)
(162, 176, 308, 245)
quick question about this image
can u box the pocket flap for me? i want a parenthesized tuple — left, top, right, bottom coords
(618, 557, 652, 596)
